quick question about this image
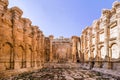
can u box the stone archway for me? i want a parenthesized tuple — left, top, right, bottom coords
(111, 44, 119, 59)
(2, 42, 12, 70)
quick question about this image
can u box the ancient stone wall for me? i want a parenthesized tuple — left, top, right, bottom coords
(49, 36, 73, 63)
(1, 0, 120, 77)
(79, 1, 120, 70)
(0, 0, 45, 73)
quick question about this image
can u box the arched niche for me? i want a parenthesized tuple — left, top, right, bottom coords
(2, 42, 13, 70)
(110, 44, 119, 59)
(15, 45, 24, 69)
(100, 46, 106, 59)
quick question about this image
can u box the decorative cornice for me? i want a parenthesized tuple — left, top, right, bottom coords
(109, 21, 117, 29)
(99, 29, 104, 34)
(113, 1, 120, 9)
(11, 7, 23, 17)
(109, 37, 117, 41)
(0, 0, 8, 7)
(23, 18, 32, 25)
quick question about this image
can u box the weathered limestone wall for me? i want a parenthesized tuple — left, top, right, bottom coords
(79, 1, 120, 71)
(0, 0, 45, 74)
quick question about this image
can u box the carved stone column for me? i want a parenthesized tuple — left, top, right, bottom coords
(39, 33, 45, 66)
(88, 28, 92, 61)
(41, 34, 45, 65)
(39, 31, 42, 67)
(31, 26, 38, 68)
(102, 9, 111, 69)
(36, 30, 42, 67)
(49, 35, 54, 62)
(12, 7, 23, 69)
(23, 18, 32, 68)
(93, 20, 100, 68)
(80, 34, 84, 63)
(81, 32, 86, 63)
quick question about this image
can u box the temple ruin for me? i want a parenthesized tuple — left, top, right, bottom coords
(0, 0, 120, 79)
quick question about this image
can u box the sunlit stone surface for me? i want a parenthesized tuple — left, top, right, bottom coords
(0, 0, 120, 79)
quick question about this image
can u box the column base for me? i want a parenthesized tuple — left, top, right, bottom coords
(102, 61, 112, 69)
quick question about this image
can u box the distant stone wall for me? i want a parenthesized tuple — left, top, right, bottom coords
(50, 36, 73, 63)
(0, 0, 45, 72)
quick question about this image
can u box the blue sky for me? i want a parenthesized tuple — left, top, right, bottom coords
(9, 0, 115, 38)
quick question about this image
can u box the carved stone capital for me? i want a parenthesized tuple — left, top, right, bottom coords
(102, 9, 111, 18)
(92, 20, 100, 30)
(23, 18, 32, 29)
(111, 7, 116, 15)
(23, 18, 32, 25)
(49, 35, 54, 40)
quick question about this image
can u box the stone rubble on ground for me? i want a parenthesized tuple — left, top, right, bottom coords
(1, 63, 118, 80)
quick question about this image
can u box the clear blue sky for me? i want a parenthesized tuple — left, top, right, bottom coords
(9, 0, 115, 38)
